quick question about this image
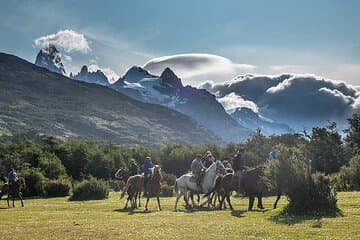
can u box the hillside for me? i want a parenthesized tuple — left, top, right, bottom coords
(0, 53, 221, 146)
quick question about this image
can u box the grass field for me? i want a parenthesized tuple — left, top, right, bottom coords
(0, 192, 359, 240)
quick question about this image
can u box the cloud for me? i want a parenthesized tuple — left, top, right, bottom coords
(217, 93, 258, 113)
(200, 73, 360, 128)
(34, 29, 91, 53)
(88, 64, 119, 83)
(143, 53, 256, 82)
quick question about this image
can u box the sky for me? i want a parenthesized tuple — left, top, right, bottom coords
(1, 0, 359, 85)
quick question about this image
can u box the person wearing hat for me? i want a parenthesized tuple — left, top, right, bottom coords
(143, 156, 153, 188)
(7, 167, 18, 186)
(191, 154, 205, 191)
(232, 147, 246, 195)
(128, 159, 139, 176)
(203, 151, 215, 168)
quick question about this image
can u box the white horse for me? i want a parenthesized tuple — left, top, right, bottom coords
(173, 160, 225, 211)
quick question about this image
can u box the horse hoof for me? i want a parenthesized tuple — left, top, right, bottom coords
(158, 208, 162, 211)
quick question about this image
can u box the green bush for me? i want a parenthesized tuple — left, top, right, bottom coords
(265, 145, 338, 214)
(108, 179, 124, 192)
(43, 178, 72, 197)
(160, 184, 173, 197)
(335, 154, 360, 191)
(70, 177, 109, 201)
(38, 153, 67, 180)
(20, 167, 46, 197)
(161, 172, 177, 185)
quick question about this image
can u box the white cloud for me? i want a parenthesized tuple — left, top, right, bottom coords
(143, 53, 256, 83)
(217, 92, 258, 113)
(34, 29, 91, 53)
(88, 64, 119, 83)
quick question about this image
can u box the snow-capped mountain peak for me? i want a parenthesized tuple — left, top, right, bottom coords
(230, 107, 293, 136)
(123, 66, 156, 83)
(35, 44, 66, 75)
(160, 67, 183, 89)
(71, 65, 109, 86)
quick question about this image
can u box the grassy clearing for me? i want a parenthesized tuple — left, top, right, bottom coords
(0, 192, 359, 239)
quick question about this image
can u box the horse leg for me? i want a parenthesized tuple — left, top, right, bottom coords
(274, 192, 281, 209)
(157, 196, 162, 211)
(19, 192, 24, 207)
(248, 194, 255, 211)
(138, 192, 141, 207)
(12, 194, 15, 208)
(7, 193, 10, 208)
(144, 197, 150, 211)
(226, 194, 233, 210)
(174, 192, 182, 211)
(257, 195, 264, 209)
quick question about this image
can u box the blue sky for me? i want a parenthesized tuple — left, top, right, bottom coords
(1, 0, 359, 85)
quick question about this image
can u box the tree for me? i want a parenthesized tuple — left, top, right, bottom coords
(344, 113, 360, 156)
(310, 122, 346, 174)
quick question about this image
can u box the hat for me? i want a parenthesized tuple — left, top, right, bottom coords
(146, 156, 151, 160)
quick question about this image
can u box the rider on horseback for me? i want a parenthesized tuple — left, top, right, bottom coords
(191, 154, 205, 191)
(128, 159, 139, 176)
(143, 156, 153, 188)
(232, 147, 246, 195)
(7, 167, 18, 186)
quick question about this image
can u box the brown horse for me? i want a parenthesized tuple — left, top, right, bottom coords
(144, 165, 162, 211)
(241, 167, 265, 210)
(120, 174, 143, 209)
(218, 173, 235, 210)
(1, 177, 26, 208)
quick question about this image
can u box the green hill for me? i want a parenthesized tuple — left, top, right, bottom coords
(0, 53, 220, 146)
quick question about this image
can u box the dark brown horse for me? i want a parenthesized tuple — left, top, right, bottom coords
(241, 167, 265, 210)
(0, 177, 26, 208)
(144, 165, 162, 211)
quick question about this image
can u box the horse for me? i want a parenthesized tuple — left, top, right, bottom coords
(1, 177, 26, 208)
(120, 174, 143, 209)
(115, 168, 142, 209)
(144, 165, 162, 211)
(173, 160, 225, 211)
(240, 167, 266, 210)
(218, 173, 235, 210)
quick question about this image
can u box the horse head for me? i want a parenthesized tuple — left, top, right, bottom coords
(151, 165, 162, 182)
(215, 160, 226, 175)
(17, 177, 26, 190)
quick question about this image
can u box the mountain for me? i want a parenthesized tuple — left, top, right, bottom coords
(111, 66, 252, 142)
(71, 65, 109, 86)
(230, 107, 294, 136)
(0, 52, 221, 146)
(35, 44, 66, 75)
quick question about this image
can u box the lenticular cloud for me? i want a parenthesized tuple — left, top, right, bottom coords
(35, 29, 91, 53)
(143, 53, 256, 79)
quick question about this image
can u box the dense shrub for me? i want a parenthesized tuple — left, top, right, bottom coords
(160, 184, 173, 197)
(43, 178, 72, 197)
(70, 177, 109, 201)
(265, 145, 338, 214)
(161, 172, 177, 185)
(108, 179, 124, 192)
(38, 153, 67, 180)
(20, 167, 46, 196)
(335, 154, 360, 191)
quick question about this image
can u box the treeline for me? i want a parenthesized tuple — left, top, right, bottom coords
(0, 114, 359, 199)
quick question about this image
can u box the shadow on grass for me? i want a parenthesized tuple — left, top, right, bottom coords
(269, 208, 343, 225)
(230, 209, 246, 218)
(113, 208, 157, 215)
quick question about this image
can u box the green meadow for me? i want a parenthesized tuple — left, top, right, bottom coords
(0, 191, 359, 239)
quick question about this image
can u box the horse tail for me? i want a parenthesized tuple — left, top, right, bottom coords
(174, 179, 178, 194)
(120, 179, 131, 199)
